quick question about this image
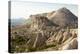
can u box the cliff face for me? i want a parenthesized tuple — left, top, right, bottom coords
(30, 15, 58, 30)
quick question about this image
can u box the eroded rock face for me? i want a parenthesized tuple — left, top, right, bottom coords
(58, 30, 78, 50)
(46, 32, 57, 46)
(62, 31, 72, 43)
(30, 15, 58, 30)
(59, 38, 78, 50)
(46, 29, 64, 45)
(33, 32, 46, 48)
(55, 30, 64, 44)
(46, 29, 78, 50)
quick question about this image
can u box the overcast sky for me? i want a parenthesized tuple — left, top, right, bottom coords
(11, 1, 78, 19)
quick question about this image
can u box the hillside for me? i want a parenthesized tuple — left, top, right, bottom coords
(47, 7, 78, 28)
(10, 7, 78, 53)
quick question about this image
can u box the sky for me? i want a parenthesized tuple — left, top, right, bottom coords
(11, 1, 78, 19)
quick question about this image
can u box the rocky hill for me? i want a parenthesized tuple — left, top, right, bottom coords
(48, 7, 78, 28)
(29, 7, 78, 28)
(10, 7, 78, 53)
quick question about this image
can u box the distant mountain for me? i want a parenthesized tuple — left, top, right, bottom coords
(11, 18, 26, 27)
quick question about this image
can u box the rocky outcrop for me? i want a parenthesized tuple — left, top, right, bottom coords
(46, 29, 78, 50)
(62, 31, 72, 42)
(58, 29, 78, 50)
(33, 32, 46, 48)
(59, 38, 78, 50)
(30, 15, 58, 30)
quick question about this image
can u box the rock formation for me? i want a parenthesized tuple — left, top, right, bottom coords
(11, 7, 78, 52)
